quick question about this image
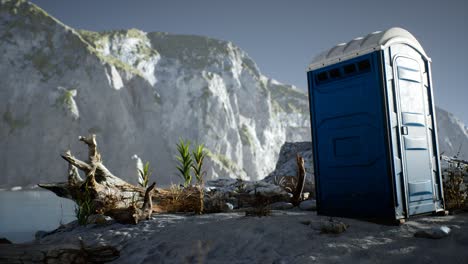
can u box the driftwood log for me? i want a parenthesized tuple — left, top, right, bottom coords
(106, 182, 156, 224)
(38, 134, 202, 223)
(0, 241, 119, 264)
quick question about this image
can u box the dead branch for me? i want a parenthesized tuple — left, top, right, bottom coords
(291, 154, 306, 206)
(79, 134, 101, 163)
(0, 242, 119, 263)
(61, 152, 92, 173)
(66, 150, 83, 186)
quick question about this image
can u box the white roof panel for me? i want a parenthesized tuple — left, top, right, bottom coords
(307, 27, 428, 71)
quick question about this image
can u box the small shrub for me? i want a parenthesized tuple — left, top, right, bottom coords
(173, 139, 207, 213)
(138, 161, 152, 188)
(176, 138, 193, 187)
(443, 167, 467, 210)
(235, 178, 247, 193)
(273, 175, 297, 193)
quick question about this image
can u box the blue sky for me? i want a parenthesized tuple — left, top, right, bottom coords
(31, 0, 468, 125)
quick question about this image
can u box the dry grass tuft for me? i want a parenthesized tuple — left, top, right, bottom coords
(154, 185, 203, 213)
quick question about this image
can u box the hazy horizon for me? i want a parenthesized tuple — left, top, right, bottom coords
(30, 0, 468, 125)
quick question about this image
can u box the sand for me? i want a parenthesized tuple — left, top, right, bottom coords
(33, 210, 468, 263)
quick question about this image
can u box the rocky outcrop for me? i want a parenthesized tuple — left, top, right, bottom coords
(264, 142, 314, 192)
(0, 0, 310, 187)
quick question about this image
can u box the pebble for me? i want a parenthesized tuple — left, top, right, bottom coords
(299, 199, 317, 211)
(414, 226, 451, 239)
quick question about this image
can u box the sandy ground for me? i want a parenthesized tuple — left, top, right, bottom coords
(36, 211, 468, 264)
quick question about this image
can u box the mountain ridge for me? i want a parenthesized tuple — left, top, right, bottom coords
(0, 0, 310, 187)
(0, 0, 466, 189)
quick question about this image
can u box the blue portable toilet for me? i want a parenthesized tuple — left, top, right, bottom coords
(307, 28, 445, 220)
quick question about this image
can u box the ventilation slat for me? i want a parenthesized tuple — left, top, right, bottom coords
(398, 66, 420, 83)
(315, 59, 372, 86)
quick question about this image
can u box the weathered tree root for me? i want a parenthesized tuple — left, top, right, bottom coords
(39, 134, 202, 223)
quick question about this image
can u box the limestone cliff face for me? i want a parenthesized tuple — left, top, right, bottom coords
(0, 0, 310, 187)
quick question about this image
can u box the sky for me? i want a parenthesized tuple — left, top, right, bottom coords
(31, 0, 468, 125)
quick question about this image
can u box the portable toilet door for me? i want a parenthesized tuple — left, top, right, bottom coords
(391, 46, 441, 217)
(307, 27, 445, 220)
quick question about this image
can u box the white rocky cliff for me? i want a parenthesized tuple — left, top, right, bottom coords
(0, 0, 310, 187)
(436, 107, 468, 160)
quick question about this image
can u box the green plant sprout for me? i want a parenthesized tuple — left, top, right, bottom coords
(138, 161, 152, 188)
(176, 138, 193, 187)
(192, 143, 206, 185)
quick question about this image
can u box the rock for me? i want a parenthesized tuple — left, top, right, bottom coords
(436, 108, 468, 159)
(204, 195, 235, 213)
(207, 179, 289, 199)
(35, 231, 49, 240)
(204, 179, 292, 211)
(223, 203, 234, 212)
(248, 185, 287, 197)
(299, 199, 317, 211)
(206, 179, 238, 188)
(320, 220, 349, 234)
(0, 238, 12, 244)
(87, 214, 112, 225)
(414, 226, 451, 239)
(269, 202, 294, 210)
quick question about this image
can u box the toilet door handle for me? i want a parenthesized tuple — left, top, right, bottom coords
(401, 126, 408, 135)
